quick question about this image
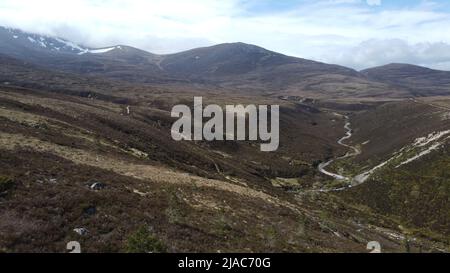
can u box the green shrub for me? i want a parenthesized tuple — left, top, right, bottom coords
(0, 176, 15, 192)
(126, 226, 167, 253)
(165, 190, 187, 224)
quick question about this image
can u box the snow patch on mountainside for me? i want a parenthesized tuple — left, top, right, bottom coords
(413, 130, 450, 148)
(54, 38, 88, 53)
(2, 27, 122, 55)
(394, 130, 450, 168)
(395, 142, 444, 168)
(80, 46, 121, 55)
(354, 130, 450, 184)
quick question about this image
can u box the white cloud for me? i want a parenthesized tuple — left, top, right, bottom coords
(366, 0, 381, 6)
(0, 0, 238, 51)
(0, 0, 449, 70)
(321, 39, 450, 70)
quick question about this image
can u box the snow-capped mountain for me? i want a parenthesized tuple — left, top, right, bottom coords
(0, 25, 167, 82)
(0, 26, 121, 56)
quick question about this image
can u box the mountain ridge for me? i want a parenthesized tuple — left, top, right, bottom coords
(1, 26, 449, 98)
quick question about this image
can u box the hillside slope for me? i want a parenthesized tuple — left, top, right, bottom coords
(326, 99, 450, 241)
(362, 63, 450, 96)
(1, 63, 447, 252)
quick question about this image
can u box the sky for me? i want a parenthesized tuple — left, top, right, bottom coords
(1, 0, 450, 70)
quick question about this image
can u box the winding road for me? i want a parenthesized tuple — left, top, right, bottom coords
(317, 99, 450, 191)
(316, 114, 390, 191)
(317, 115, 360, 183)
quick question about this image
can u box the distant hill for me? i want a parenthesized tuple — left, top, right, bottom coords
(158, 42, 397, 98)
(160, 42, 358, 78)
(361, 63, 450, 97)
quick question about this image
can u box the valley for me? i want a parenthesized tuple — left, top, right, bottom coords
(0, 26, 449, 253)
